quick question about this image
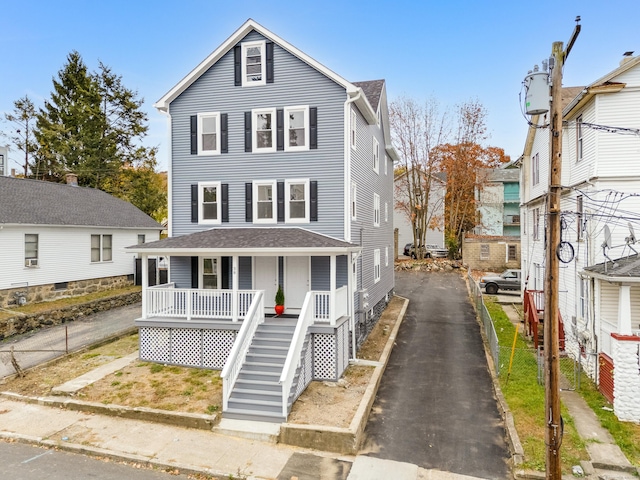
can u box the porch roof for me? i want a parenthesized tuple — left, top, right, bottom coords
(582, 254, 640, 282)
(126, 227, 361, 256)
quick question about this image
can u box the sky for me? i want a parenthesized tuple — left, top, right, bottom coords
(1, 0, 638, 173)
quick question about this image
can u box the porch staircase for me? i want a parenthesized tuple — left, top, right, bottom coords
(223, 318, 297, 423)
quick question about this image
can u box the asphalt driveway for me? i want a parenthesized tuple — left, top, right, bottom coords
(360, 269, 510, 479)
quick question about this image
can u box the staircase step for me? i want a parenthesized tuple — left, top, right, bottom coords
(246, 353, 286, 364)
(243, 361, 285, 373)
(248, 345, 289, 355)
(230, 388, 282, 401)
(235, 379, 280, 392)
(222, 408, 286, 423)
(228, 397, 282, 414)
(251, 338, 291, 348)
(237, 371, 280, 382)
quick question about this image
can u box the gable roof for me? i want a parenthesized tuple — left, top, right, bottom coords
(0, 176, 161, 229)
(353, 80, 384, 111)
(126, 227, 360, 255)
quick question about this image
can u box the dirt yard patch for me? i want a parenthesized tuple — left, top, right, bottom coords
(1, 296, 405, 426)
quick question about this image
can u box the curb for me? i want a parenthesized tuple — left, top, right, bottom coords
(278, 296, 409, 455)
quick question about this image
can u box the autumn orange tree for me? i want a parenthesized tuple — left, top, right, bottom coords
(431, 100, 509, 256)
(390, 96, 449, 259)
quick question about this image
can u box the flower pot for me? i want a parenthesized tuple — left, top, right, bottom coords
(275, 305, 285, 316)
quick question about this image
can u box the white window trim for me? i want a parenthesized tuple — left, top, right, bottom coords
(285, 178, 310, 224)
(373, 193, 380, 227)
(351, 182, 357, 220)
(198, 181, 222, 225)
(242, 40, 266, 87)
(373, 137, 379, 174)
(384, 153, 388, 175)
(200, 257, 220, 289)
(252, 108, 277, 153)
(25, 233, 38, 267)
(197, 112, 220, 155)
(385, 246, 389, 267)
(374, 249, 381, 283)
(253, 180, 277, 224)
(350, 109, 357, 150)
(90, 234, 113, 263)
(284, 105, 309, 152)
(577, 115, 583, 162)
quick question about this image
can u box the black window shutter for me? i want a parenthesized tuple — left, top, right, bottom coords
(310, 107, 318, 149)
(266, 42, 274, 84)
(191, 257, 199, 288)
(221, 183, 229, 222)
(310, 180, 318, 221)
(191, 184, 198, 223)
(221, 113, 228, 153)
(190, 115, 198, 154)
(234, 45, 241, 86)
(276, 109, 284, 151)
(221, 257, 230, 289)
(244, 111, 252, 152)
(277, 181, 285, 222)
(245, 183, 253, 222)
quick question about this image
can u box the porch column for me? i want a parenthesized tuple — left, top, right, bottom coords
(618, 283, 632, 335)
(232, 255, 239, 321)
(330, 255, 336, 325)
(141, 253, 148, 319)
(349, 253, 356, 359)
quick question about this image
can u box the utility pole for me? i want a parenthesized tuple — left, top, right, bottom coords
(544, 18, 580, 479)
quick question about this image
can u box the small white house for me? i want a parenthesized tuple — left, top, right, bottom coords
(0, 175, 162, 307)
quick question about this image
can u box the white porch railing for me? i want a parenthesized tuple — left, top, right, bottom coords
(312, 285, 348, 324)
(146, 284, 258, 321)
(220, 291, 265, 412)
(279, 291, 314, 418)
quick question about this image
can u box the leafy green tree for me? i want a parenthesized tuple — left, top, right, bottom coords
(3, 96, 38, 176)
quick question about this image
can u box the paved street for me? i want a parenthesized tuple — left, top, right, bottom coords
(361, 270, 510, 479)
(0, 303, 140, 378)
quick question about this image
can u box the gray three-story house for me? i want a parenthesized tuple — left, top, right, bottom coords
(128, 19, 397, 422)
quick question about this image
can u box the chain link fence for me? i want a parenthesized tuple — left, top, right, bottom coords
(0, 304, 139, 378)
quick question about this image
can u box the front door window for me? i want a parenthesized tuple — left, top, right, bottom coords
(202, 258, 219, 289)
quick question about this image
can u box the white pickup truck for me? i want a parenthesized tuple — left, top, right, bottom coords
(479, 269, 522, 294)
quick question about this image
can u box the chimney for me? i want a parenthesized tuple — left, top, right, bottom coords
(65, 173, 78, 186)
(621, 51, 635, 66)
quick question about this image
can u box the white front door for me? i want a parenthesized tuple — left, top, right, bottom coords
(254, 256, 278, 310)
(285, 256, 310, 313)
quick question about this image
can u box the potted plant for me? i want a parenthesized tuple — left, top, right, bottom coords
(274, 285, 285, 316)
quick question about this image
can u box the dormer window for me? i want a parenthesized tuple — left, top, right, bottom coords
(243, 41, 266, 86)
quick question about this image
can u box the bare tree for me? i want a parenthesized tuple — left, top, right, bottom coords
(3, 96, 38, 176)
(391, 96, 450, 258)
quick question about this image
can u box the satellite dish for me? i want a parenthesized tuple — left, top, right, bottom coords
(603, 225, 612, 249)
(625, 222, 638, 256)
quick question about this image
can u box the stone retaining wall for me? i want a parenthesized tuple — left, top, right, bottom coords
(0, 275, 134, 308)
(0, 291, 141, 341)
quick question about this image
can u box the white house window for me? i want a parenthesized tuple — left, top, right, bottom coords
(533, 207, 540, 241)
(242, 41, 265, 86)
(25, 234, 38, 267)
(198, 112, 220, 155)
(577, 195, 583, 241)
(532, 153, 540, 186)
(284, 106, 309, 151)
(373, 193, 380, 227)
(91, 234, 112, 263)
(137, 234, 145, 244)
(201, 257, 219, 289)
(285, 179, 310, 223)
(253, 180, 277, 223)
(576, 115, 583, 162)
(384, 154, 388, 175)
(199, 182, 221, 224)
(579, 277, 587, 318)
(350, 109, 357, 150)
(374, 249, 381, 283)
(385, 202, 388, 222)
(253, 108, 276, 152)
(351, 182, 357, 220)
(385, 246, 389, 266)
(373, 137, 379, 173)
(508, 244, 517, 261)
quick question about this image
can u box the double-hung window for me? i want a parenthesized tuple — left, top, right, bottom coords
(374, 249, 381, 283)
(350, 110, 357, 150)
(25, 234, 38, 267)
(284, 106, 309, 151)
(91, 234, 112, 263)
(576, 115, 583, 162)
(373, 137, 379, 173)
(242, 41, 265, 86)
(577, 195, 584, 241)
(199, 181, 221, 224)
(373, 193, 380, 227)
(198, 112, 220, 155)
(532, 153, 540, 186)
(253, 180, 277, 223)
(533, 208, 540, 241)
(253, 108, 276, 152)
(351, 182, 357, 220)
(285, 179, 310, 223)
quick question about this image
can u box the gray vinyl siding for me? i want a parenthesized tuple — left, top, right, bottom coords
(170, 31, 347, 240)
(349, 105, 395, 310)
(239, 256, 252, 289)
(311, 256, 330, 290)
(170, 256, 192, 288)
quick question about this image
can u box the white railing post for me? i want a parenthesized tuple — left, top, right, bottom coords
(141, 255, 148, 319)
(232, 256, 239, 321)
(187, 290, 192, 321)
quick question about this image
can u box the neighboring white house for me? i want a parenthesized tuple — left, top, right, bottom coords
(520, 54, 640, 422)
(394, 171, 446, 255)
(0, 175, 162, 307)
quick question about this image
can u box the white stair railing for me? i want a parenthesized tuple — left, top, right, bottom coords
(220, 291, 264, 411)
(279, 292, 314, 417)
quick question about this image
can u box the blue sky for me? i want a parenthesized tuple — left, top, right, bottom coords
(1, 0, 638, 172)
